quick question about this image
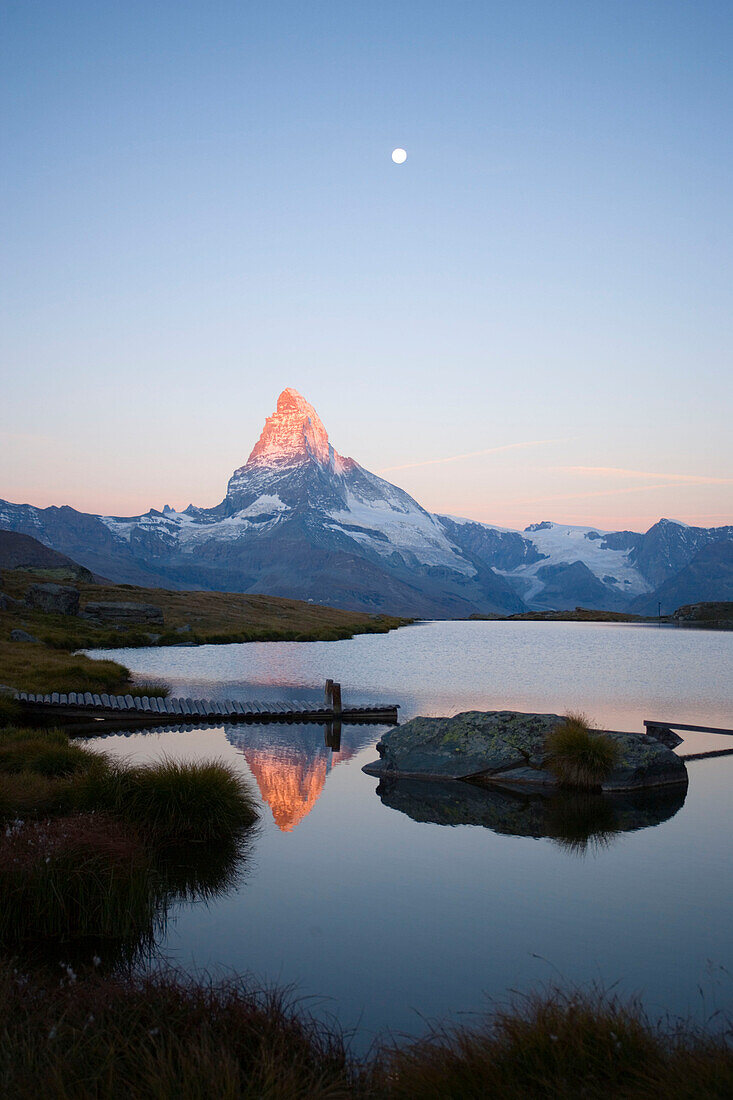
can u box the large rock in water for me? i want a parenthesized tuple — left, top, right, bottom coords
(363, 711, 688, 791)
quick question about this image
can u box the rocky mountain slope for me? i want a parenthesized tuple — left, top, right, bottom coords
(0, 530, 93, 579)
(1, 388, 730, 615)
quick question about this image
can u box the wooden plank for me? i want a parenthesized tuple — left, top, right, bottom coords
(681, 748, 733, 761)
(645, 720, 733, 736)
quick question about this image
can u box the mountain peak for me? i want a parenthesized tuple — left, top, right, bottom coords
(246, 388, 338, 469)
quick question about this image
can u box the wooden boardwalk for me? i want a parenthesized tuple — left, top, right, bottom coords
(14, 681, 398, 727)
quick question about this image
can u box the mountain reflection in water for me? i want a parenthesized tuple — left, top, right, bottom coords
(224, 722, 376, 831)
(376, 778, 687, 855)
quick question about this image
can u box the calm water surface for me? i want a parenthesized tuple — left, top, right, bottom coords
(86, 622, 733, 1048)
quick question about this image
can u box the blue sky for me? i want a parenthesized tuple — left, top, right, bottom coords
(1, 1, 731, 529)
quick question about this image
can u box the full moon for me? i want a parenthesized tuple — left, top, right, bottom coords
(391, 147, 407, 164)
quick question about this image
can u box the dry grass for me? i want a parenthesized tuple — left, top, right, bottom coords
(0, 816, 157, 945)
(1, 568, 408, 652)
(546, 713, 619, 790)
(127, 681, 171, 699)
(0, 972, 729, 1099)
(0, 964, 356, 1099)
(76, 757, 260, 842)
(374, 987, 733, 1099)
(0, 567, 408, 697)
(0, 726, 259, 951)
(0, 640, 131, 697)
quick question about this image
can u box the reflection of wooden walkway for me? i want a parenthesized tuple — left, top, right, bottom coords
(645, 719, 733, 761)
(15, 680, 398, 728)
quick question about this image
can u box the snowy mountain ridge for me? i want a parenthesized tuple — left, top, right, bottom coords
(1, 389, 731, 615)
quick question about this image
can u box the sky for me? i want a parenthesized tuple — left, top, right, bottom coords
(1, 0, 731, 532)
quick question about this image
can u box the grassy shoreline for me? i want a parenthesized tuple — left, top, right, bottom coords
(0, 567, 410, 696)
(0, 722, 258, 943)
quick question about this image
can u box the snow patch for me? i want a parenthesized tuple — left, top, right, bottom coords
(327, 492, 476, 575)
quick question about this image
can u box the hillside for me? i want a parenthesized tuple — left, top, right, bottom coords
(0, 530, 94, 580)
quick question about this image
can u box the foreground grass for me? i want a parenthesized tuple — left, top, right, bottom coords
(0, 816, 157, 946)
(0, 971, 729, 1099)
(0, 726, 258, 948)
(0, 965, 356, 1100)
(77, 756, 259, 842)
(374, 987, 733, 1099)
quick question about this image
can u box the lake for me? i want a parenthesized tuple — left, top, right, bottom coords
(86, 621, 733, 1049)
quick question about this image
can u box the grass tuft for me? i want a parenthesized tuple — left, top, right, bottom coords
(545, 713, 619, 790)
(74, 756, 259, 842)
(0, 964, 355, 1099)
(0, 971, 729, 1098)
(122, 758, 259, 841)
(375, 986, 733, 1099)
(127, 681, 170, 699)
(0, 816, 158, 945)
(0, 726, 259, 951)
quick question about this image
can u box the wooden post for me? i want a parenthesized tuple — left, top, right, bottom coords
(325, 679, 334, 707)
(331, 681, 342, 716)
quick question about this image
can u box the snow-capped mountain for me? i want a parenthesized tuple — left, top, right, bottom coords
(1, 388, 731, 615)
